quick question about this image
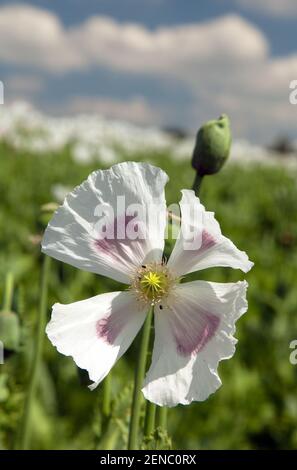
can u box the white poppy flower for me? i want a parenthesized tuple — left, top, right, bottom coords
(42, 161, 253, 407)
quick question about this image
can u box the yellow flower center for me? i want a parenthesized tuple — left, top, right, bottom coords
(140, 271, 166, 298)
(131, 262, 177, 305)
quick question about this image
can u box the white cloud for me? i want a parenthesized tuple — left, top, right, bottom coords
(184, 50, 297, 140)
(232, 0, 297, 17)
(0, 4, 83, 72)
(63, 96, 160, 125)
(0, 4, 296, 140)
(69, 13, 268, 74)
(0, 5, 268, 73)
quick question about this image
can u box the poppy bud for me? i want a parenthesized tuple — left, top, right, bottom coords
(0, 310, 21, 352)
(192, 114, 231, 175)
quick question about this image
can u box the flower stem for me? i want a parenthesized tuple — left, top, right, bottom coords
(19, 255, 51, 450)
(128, 309, 153, 450)
(156, 406, 167, 429)
(143, 317, 156, 440)
(144, 400, 156, 438)
(3, 272, 14, 311)
(102, 373, 112, 419)
(192, 173, 204, 196)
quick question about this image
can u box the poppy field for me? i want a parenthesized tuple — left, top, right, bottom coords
(1, 121, 297, 450)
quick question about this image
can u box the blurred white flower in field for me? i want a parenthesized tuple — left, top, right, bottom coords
(0, 102, 185, 163)
(51, 184, 72, 203)
(1, 102, 295, 169)
(42, 161, 253, 407)
(72, 142, 94, 164)
(99, 145, 118, 165)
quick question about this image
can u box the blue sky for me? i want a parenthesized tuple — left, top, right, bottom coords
(0, 0, 297, 142)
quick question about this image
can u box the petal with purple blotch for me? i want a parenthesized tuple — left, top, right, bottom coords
(46, 291, 148, 386)
(167, 190, 253, 277)
(142, 280, 248, 406)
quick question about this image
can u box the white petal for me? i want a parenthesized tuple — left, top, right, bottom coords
(42, 162, 168, 284)
(142, 280, 248, 407)
(167, 190, 253, 277)
(46, 291, 148, 386)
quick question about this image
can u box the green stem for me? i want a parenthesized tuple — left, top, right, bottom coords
(143, 317, 156, 439)
(128, 309, 153, 450)
(192, 173, 204, 196)
(144, 401, 156, 438)
(3, 272, 14, 311)
(102, 373, 112, 420)
(156, 406, 167, 429)
(19, 255, 51, 450)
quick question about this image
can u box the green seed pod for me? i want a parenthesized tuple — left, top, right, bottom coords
(0, 310, 21, 352)
(192, 114, 231, 175)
